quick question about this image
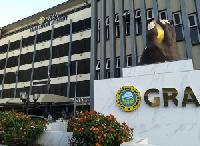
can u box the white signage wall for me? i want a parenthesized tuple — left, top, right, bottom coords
(94, 60, 200, 146)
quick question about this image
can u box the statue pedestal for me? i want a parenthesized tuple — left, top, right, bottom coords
(122, 59, 193, 77)
(94, 59, 200, 146)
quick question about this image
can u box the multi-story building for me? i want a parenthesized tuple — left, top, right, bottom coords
(0, 0, 200, 114)
(0, 0, 91, 115)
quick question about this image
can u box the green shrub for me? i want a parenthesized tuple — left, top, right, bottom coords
(68, 110, 134, 146)
(0, 111, 48, 145)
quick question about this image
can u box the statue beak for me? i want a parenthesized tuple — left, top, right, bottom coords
(155, 22, 164, 43)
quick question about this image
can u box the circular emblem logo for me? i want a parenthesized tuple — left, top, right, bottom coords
(38, 16, 45, 25)
(116, 86, 141, 112)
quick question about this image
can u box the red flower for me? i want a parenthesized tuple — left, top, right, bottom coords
(122, 122, 126, 125)
(110, 114, 114, 118)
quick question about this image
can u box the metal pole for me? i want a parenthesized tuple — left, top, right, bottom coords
(195, 0, 200, 27)
(74, 61, 78, 116)
(109, 0, 116, 78)
(100, 0, 106, 79)
(90, 0, 97, 110)
(26, 93, 29, 115)
(140, 0, 147, 48)
(166, 0, 173, 21)
(152, 0, 158, 21)
(29, 31, 38, 95)
(67, 19, 73, 98)
(1, 40, 10, 98)
(179, 0, 193, 59)
(14, 37, 23, 98)
(118, 0, 126, 76)
(129, 0, 137, 66)
(47, 25, 54, 93)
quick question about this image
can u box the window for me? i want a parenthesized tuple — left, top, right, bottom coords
(190, 28, 200, 44)
(173, 12, 182, 26)
(97, 71, 100, 80)
(96, 61, 100, 70)
(135, 10, 142, 34)
(96, 61, 100, 80)
(137, 56, 142, 64)
(106, 59, 110, 69)
(135, 10, 141, 18)
(188, 14, 200, 44)
(188, 14, 198, 27)
(106, 59, 110, 79)
(175, 26, 184, 41)
(116, 57, 120, 68)
(97, 19, 100, 41)
(106, 17, 109, 39)
(124, 11, 130, 35)
(116, 58, 121, 77)
(147, 9, 154, 21)
(106, 70, 110, 79)
(173, 12, 184, 41)
(116, 57, 120, 77)
(127, 56, 132, 67)
(115, 14, 120, 37)
(159, 10, 167, 20)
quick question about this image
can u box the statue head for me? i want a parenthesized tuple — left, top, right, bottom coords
(139, 19, 181, 65)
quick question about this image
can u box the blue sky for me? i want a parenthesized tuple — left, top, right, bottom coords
(0, 0, 68, 27)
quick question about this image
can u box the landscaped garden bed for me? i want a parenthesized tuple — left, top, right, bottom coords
(68, 110, 134, 146)
(0, 111, 48, 145)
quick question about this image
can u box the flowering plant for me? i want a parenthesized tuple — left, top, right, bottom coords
(68, 110, 134, 146)
(0, 111, 48, 145)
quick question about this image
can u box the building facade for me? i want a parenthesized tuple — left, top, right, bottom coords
(90, 0, 200, 109)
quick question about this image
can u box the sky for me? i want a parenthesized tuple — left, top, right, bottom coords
(0, 0, 68, 27)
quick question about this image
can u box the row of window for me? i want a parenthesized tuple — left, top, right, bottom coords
(96, 55, 133, 79)
(0, 17, 91, 54)
(49, 80, 90, 98)
(97, 9, 200, 44)
(1, 58, 90, 84)
(96, 56, 132, 70)
(0, 38, 91, 70)
(0, 80, 90, 98)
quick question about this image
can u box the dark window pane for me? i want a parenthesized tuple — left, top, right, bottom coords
(116, 68, 120, 78)
(135, 10, 140, 17)
(190, 28, 200, 44)
(175, 26, 184, 41)
(107, 71, 110, 79)
(125, 14, 130, 35)
(188, 15, 197, 27)
(148, 10, 153, 19)
(106, 60, 110, 69)
(116, 25, 120, 37)
(174, 13, 181, 25)
(160, 11, 167, 20)
(137, 21, 142, 34)
(128, 56, 132, 67)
